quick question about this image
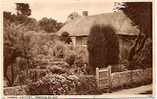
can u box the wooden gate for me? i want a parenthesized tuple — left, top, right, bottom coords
(96, 66, 112, 92)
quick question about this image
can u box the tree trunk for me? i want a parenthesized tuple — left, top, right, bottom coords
(128, 32, 147, 70)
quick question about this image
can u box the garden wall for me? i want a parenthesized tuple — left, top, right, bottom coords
(111, 68, 152, 89)
(4, 85, 27, 95)
(97, 68, 152, 90)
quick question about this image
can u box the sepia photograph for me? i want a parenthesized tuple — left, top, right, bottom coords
(1, 0, 154, 98)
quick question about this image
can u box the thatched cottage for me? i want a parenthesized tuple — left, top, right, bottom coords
(58, 11, 140, 59)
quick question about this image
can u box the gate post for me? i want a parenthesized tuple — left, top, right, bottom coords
(108, 65, 112, 93)
(96, 67, 99, 88)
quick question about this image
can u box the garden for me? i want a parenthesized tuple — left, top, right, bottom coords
(3, 2, 152, 95)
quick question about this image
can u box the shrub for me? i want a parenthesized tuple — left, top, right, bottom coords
(52, 41, 68, 58)
(47, 65, 66, 74)
(74, 46, 88, 66)
(26, 73, 100, 95)
(76, 75, 100, 94)
(26, 73, 80, 95)
(26, 33, 61, 66)
(3, 22, 60, 86)
(87, 25, 120, 74)
(64, 46, 88, 74)
(60, 32, 72, 44)
(64, 50, 76, 66)
(65, 46, 88, 65)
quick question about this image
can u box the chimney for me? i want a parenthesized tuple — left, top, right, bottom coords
(82, 11, 88, 16)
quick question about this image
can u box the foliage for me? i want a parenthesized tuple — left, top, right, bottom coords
(87, 25, 120, 74)
(56, 22, 64, 30)
(6, 33, 77, 86)
(3, 11, 39, 31)
(64, 46, 88, 75)
(76, 75, 100, 94)
(117, 2, 152, 69)
(47, 65, 66, 74)
(4, 10, 42, 86)
(39, 17, 64, 33)
(3, 12, 16, 22)
(21, 18, 40, 32)
(74, 46, 88, 67)
(4, 22, 22, 86)
(4, 29, 68, 86)
(3, 3, 64, 87)
(26, 73, 80, 95)
(60, 32, 72, 44)
(64, 50, 76, 66)
(16, 3, 31, 16)
(3, 21, 38, 86)
(26, 73, 99, 95)
(15, 3, 32, 24)
(129, 38, 152, 69)
(119, 2, 152, 37)
(22, 33, 61, 67)
(3, 10, 61, 83)
(52, 41, 68, 58)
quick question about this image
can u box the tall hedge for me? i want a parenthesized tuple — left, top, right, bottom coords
(87, 25, 120, 74)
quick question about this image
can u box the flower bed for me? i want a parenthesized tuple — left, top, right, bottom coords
(26, 73, 80, 95)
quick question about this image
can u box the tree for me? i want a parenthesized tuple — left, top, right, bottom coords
(16, 3, 31, 16)
(3, 11, 17, 23)
(3, 22, 36, 86)
(117, 2, 152, 69)
(14, 3, 32, 24)
(3, 12, 37, 86)
(56, 22, 64, 31)
(22, 18, 40, 32)
(3, 22, 23, 86)
(87, 25, 120, 74)
(60, 32, 72, 44)
(39, 17, 58, 33)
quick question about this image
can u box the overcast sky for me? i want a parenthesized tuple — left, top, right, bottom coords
(2, 0, 117, 22)
(2, 0, 152, 22)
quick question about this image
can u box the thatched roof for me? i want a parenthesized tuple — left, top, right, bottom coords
(58, 11, 139, 36)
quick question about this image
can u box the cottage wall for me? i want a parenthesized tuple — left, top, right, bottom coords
(71, 35, 136, 61)
(76, 36, 88, 45)
(71, 37, 76, 47)
(118, 35, 136, 60)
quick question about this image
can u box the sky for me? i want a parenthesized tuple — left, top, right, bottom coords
(2, 0, 152, 22)
(2, 0, 117, 22)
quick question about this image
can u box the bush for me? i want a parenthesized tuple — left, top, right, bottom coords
(26, 73, 80, 95)
(87, 25, 120, 74)
(76, 75, 100, 94)
(64, 50, 76, 66)
(60, 32, 72, 44)
(3, 21, 61, 86)
(47, 65, 66, 74)
(52, 41, 68, 58)
(26, 73, 100, 95)
(64, 46, 88, 75)
(74, 46, 88, 66)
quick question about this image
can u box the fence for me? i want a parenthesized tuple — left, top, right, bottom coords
(96, 66, 152, 92)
